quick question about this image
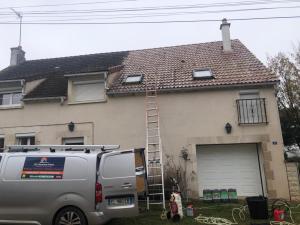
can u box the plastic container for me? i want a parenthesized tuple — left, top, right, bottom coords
(246, 196, 269, 220)
(212, 189, 221, 202)
(186, 205, 194, 217)
(203, 189, 213, 202)
(220, 189, 229, 202)
(228, 189, 238, 202)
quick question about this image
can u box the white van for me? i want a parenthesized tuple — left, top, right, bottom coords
(0, 145, 147, 225)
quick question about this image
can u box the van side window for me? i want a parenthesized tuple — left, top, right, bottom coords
(64, 157, 88, 179)
(0, 137, 4, 152)
(102, 153, 135, 178)
(4, 156, 25, 180)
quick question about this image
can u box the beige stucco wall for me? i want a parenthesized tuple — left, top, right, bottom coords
(0, 86, 290, 199)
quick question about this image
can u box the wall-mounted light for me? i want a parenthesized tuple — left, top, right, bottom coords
(180, 148, 190, 161)
(225, 122, 232, 134)
(68, 122, 75, 132)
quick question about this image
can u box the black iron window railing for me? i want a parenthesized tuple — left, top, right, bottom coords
(236, 98, 268, 124)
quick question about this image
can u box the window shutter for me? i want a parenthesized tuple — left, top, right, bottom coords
(73, 82, 104, 102)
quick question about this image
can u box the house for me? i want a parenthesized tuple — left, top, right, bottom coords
(0, 19, 291, 200)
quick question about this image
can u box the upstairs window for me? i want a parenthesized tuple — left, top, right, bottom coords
(0, 80, 23, 107)
(193, 69, 213, 79)
(237, 91, 268, 124)
(124, 74, 143, 84)
(73, 80, 105, 103)
(0, 92, 22, 106)
(16, 133, 35, 145)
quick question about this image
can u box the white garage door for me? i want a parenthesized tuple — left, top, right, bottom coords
(197, 144, 263, 197)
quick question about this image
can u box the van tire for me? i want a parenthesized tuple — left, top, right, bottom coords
(54, 206, 87, 225)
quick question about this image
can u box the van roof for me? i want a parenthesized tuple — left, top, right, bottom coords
(5, 145, 120, 154)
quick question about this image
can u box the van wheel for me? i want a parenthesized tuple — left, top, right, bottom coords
(54, 207, 87, 225)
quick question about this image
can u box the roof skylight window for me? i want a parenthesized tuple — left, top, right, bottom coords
(124, 74, 143, 84)
(193, 69, 213, 79)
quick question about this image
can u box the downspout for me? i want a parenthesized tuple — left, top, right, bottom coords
(256, 143, 265, 197)
(60, 96, 66, 105)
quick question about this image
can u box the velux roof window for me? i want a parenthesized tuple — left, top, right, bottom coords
(193, 69, 213, 79)
(124, 74, 143, 84)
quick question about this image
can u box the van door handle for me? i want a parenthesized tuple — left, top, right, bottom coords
(121, 183, 132, 188)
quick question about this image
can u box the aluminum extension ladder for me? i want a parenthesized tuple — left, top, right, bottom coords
(145, 73, 166, 210)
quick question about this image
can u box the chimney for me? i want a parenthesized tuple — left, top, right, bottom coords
(10, 46, 25, 66)
(220, 18, 232, 52)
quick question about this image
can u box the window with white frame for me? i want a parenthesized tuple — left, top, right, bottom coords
(62, 137, 84, 145)
(73, 80, 105, 102)
(193, 69, 213, 79)
(0, 92, 22, 106)
(0, 80, 23, 106)
(124, 74, 143, 84)
(16, 133, 35, 145)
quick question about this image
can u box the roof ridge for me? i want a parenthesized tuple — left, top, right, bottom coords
(21, 39, 240, 63)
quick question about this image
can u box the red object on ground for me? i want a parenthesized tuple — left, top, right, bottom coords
(273, 209, 285, 222)
(170, 202, 178, 215)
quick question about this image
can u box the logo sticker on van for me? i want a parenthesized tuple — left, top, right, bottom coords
(21, 157, 65, 179)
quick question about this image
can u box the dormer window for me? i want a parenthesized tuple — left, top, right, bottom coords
(124, 74, 143, 84)
(65, 72, 106, 104)
(73, 80, 105, 102)
(193, 69, 213, 79)
(0, 93, 22, 106)
(0, 80, 23, 108)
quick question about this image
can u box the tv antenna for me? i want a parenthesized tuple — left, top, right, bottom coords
(10, 8, 23, 46)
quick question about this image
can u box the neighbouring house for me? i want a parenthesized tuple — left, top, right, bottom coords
(0, 19, 291, 200)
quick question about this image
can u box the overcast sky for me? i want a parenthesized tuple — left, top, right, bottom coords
(0, 0, 300, 70)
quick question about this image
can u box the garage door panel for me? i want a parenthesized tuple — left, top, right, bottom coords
(197, 144, 262, 197)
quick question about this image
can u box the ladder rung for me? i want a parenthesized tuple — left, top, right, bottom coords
(148, 121, 158, 124)
(148, 202, 164, 205)
(148, 128, 159, 130)
(147, 108, 158, 111)
(148, 166, 161, 169)
(147, 96, 157, 98)
(148, 135, 159, 138)
(148, 193, 164, 196)
(148, 151, 160, 154)
(147, 114, 158, 117)
(148, 175, 162, 178)
(148, 184, 163, 186)
(148, 142, 159, 145)
(148, 159, 161, 162)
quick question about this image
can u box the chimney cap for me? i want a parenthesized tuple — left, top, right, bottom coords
(220, 18, 230, 29)
(11, 46, 25, 52)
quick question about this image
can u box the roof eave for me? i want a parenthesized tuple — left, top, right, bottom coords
(23, 96, 66, 102)
(64, 71, 108, 78)
(107, 81, 278, 96)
